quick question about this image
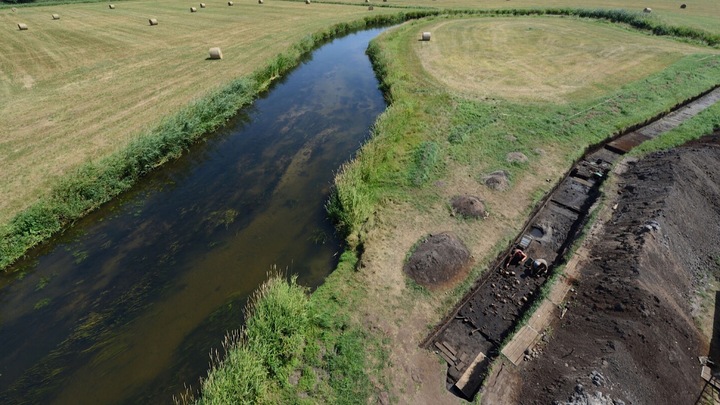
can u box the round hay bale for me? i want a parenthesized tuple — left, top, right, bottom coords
(228, 1, 234, 5)
(190, 6, 198, 12)
(368, 5, 374, 9)
(421, 32, 431, 41)
(643, 7, 652, 12)
(200, 2, 206, 7)
(506, 151, 528, 163)
(680, 3, 686, 8)
(208, 47, 223, 60)
(450, 195, 487, 219)
(52, 14, 60, 20)
(258, 0, 263, 4)
(305, 0, 310, 3)
(17, 23, 28, 31)
(11, 7, 17, 12)
(483, 170, 510, 191)
(148, 18, 158, 26)
(109, 4, 115, 9)
(404, 232, 472, 289)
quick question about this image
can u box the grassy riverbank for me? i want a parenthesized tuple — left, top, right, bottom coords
(330, 16, 719, 243)
(325, 15, 720, 403)
(191, 14, 720, 404)
(2, 2, 720, 403)
(0, 4, 433, 269)
(191, 265, 387, 404)
(3, 0, 720, 271)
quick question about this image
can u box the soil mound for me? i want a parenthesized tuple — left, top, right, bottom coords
(483, 170, 510, 191)
(518, 136, 720, 404)
(404, 232, 472, 290)
(506, 152, 528, 163)
(450, 195, 487, 219)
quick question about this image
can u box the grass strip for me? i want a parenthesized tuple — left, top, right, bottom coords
(191, 256, 386, 404)
(630, 100, 720, 155)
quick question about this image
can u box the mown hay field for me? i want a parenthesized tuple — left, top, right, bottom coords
(0, 0, 398, 226)
(319, 0, 720, 36)
(413, 17, 717, 102)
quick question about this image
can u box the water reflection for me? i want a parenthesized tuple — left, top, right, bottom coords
(0, 27, 387, 404)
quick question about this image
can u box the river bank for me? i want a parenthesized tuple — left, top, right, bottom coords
(187, 12, 720, 403)
(3, 4, 720, 272)
(0, 26, 391, 404)
(0, 6, 428, 270)
(2, 5, 720, 404)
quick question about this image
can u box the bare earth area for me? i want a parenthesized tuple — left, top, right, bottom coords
(509, 132, 720, 404)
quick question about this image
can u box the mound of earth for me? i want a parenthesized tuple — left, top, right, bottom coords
(450, 195, 487, 219)
(506, 152, 528, 163)
(516, 136, 720, 404)
(404, 232, 473, 290)
(483, 170, 510, 191)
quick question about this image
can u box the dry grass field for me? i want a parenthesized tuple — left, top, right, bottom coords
(321, 0, 720, 36)
(0, 0, 397, 226)
(414, 17, 717, 102)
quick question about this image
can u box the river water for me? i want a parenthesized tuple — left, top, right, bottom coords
(0, 27, 387, 404)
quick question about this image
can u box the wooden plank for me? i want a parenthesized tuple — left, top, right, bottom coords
(435, 348, 454, 365)
(434, 341, 457, 363)
(455, 351, 487, 398)
(501, 325, 538, 365)
(527, 300, 557, 332)
(548, 277, 571, 305)
(570, 176, 595, 188)
(443, 341, 458, 357)
(702, 366, 720, 390)
(703, 366, 712, 382)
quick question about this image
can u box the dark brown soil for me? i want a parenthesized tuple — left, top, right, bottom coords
(450, 195, 487, 219)
(517, 136, 720, 404)
(484, 170, 510, 191)
(404, 232, 473, 290)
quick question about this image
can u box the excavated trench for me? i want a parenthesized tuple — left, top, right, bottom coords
(422, 87, 720, 401)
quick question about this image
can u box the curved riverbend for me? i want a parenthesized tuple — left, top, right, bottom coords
(0, 27, 387, 404)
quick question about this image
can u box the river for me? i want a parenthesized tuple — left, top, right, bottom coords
(0, 27, 387, 404)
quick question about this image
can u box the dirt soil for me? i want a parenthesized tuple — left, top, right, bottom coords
(404, 232, 474, 290)
(352, 146, 568, 405)
(513, 134, 720, 404)
(450, 195, 488, 219)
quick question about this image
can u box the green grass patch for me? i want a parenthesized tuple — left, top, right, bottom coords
(331, 14, 720, 242)
(630, 99, 720, 155)
(191, 267, 385, 404)
(408, 141, 441, 186)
